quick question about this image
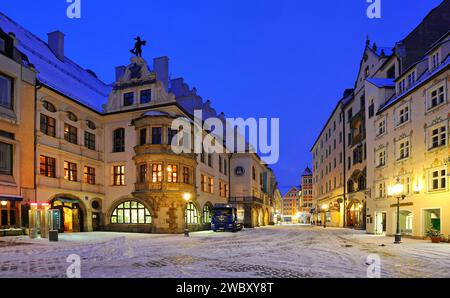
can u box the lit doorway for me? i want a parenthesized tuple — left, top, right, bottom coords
(375, 212, 386, 235)
(423, 209, 441, 236)
(398, 210, 413, 235)
(51, 198, 84, 233)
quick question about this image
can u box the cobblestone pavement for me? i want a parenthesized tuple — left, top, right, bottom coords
(0, 225, 449, 278)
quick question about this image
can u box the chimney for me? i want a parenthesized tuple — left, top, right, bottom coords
(47, 31, 65, 60)
(115, 66, 126, 81)
(153, 56, 169, 91)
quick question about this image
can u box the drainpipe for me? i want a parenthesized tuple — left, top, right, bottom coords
(342, 102, 347, 228)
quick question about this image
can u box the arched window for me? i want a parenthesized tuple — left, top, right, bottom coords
(185, 202, 199, 224)
(111, 201, 152, 224)
(113, 128, 125, 152)
(42, 100, 56, 113)
(202, 204, 212, 223)
(67, 111, 78, 122)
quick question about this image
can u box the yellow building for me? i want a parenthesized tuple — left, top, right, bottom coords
(0, 28, 36, 231)
(366, 32, 450, 239)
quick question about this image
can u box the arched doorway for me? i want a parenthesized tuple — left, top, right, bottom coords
(347, 200, 363, 229)
(252, 208, 258, 227)
(258, 209, 263, 226)
(264, 208, 270, 226)
(51, 195, 85, 233)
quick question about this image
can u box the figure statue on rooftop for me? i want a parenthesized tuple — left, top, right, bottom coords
(130, 36, 146, 57)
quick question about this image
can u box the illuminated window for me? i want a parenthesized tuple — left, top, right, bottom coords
(40, 155, 56, 178)
(203, 205, 211, 224)
(64, 161, 77, 181)
(185, 202, 198, 224)
(208, 177, 214, 194)
(113, 165, 125, 186)
(201, 174, 207, 192)
(167, 164, 178, 182)
(84, 166, 95, 185)
(152, 164, 162, 182)
(64, 124, 78, 144)
(111, 201, 152, 224)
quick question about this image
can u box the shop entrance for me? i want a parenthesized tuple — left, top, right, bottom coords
(399, 210, 413, 235)
(374, 212, 386, 235)
(423, 209, 441, 235)
(51, 198, 84, 233)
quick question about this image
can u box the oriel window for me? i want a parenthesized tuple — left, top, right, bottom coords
(139, 164, 147, 183)
(152, 127, 162, 144)
(167, 164, 178, 183)
(152, 164, 162, 183)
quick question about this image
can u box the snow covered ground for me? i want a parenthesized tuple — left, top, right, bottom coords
(0, 225, 449, 278)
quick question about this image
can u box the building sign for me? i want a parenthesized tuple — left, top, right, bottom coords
(235, 166, 245, 176)
(390, 202, 414, 208)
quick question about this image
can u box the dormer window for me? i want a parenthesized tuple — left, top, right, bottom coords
(407, 72, 415, 88)
(67, 111, 78, 122)
(432, 52, 440, 70)
(398, 79, 406, 93)
(140, 89, 152, 104)
(123, 92, 134, 106)
(42, 100, 56, 113)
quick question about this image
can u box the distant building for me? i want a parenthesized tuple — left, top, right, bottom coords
(282, 186, 300, 223)
(299, 166, 313, 223)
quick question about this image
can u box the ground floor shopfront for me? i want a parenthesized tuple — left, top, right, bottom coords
(366, 193, 450, 239)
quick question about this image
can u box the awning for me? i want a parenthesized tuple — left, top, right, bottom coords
(0, 195, 23, 202)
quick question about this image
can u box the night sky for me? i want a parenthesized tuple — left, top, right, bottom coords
(0, 0, 443, 194)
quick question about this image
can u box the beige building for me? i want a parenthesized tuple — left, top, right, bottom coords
(1, 13, 278, 234)
(0, 28, 36, 232)
(366, 32, 450, 238)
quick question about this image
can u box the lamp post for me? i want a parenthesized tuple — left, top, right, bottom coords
(390, 178, 405, 244)
(183, 193, 191, 237)
(322, 204, 329, 228)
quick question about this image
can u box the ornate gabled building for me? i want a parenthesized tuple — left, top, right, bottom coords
(0, 11, 278, 235)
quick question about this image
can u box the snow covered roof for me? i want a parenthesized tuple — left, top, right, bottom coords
(0, 12, 111, 112)
(366, 78, 395, 88)
(378, 55, 450, 114)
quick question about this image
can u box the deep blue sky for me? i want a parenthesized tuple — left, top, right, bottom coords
(0, 0, 443, 194)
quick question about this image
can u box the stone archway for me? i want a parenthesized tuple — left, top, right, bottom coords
(264, 208, 270, 226)
(49, 194, 86, 233)
(252, 207, 259, 228)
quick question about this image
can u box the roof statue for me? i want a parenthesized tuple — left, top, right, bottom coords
(130, 36, 146, 57)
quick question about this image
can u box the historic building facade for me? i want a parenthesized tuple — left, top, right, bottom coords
(0, 28, 36, 231)
(0, 12, 278, 234)
(281, 186, 300, 223)
(299, 166, 313, 223)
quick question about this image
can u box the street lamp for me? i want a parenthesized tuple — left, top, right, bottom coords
(321, 204, 329, 228)
(390, 178, 405, 244)
(183, 192, 191, 237)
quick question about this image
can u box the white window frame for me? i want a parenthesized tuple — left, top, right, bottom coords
(376, 117, 386, 137)
(428, 167, 447, 192)
(395, 103, 410, 127)
(426, 81, 447, 111)
(407, 71, 416, 88)
(427, 122, 448, 151)
(375, 181, 386, 199)
(396, 137, 410, 161)
(375, 148, 386, 168)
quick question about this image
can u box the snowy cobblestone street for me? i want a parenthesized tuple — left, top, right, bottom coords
(0, 225, 449, 278)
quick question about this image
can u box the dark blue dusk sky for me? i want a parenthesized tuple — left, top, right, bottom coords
(0, 0, 444, 194)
